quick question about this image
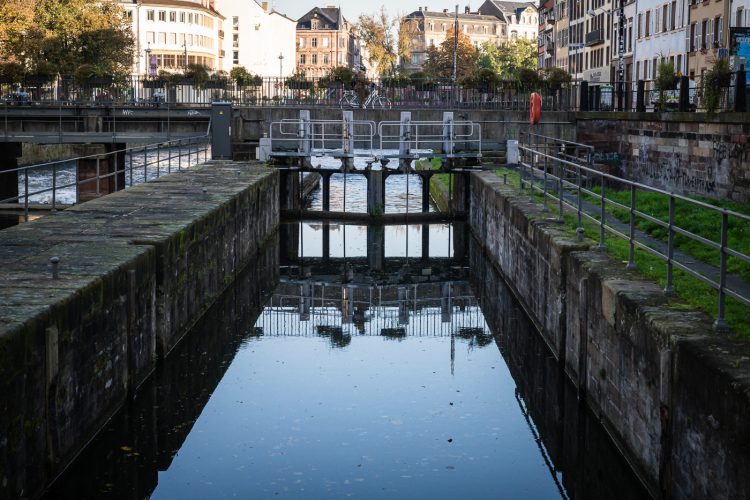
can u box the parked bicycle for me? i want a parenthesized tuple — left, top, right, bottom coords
(339, 89, 391, 110)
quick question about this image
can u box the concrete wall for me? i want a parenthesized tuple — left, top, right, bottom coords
(577, 112, 750, 203)
(469, 171, 750, 498)
(0, 161, 279, 499)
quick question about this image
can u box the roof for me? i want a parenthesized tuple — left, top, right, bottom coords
(136, 0, 226, 19)
(404, 10, 503, 23)
(487, 1, 536, 18)
(296, 6, 347, 30)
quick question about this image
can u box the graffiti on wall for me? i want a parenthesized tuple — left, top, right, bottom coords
(631, 140, 718, 195)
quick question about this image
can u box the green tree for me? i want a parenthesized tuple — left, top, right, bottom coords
(423, 27, 478, 80)
(357, 8, 398, 75)
(0, 0, 134, 79)
(477, 38, 537, 80)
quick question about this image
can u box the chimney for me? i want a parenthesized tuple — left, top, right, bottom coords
(465, 6, 470, 14)
(261, 1, 268, 12)
(443, 8, 448, 13)
(418, 6, 422, 11)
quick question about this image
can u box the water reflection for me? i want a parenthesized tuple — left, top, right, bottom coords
(44, 223, 649, 499)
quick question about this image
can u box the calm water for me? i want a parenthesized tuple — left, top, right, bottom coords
(45, 223, 649, 499)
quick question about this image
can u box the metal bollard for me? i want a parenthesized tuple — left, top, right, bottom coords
(50, 256, 60, 279)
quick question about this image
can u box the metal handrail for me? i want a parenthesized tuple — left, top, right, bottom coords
(378, 120, 482, 156)
(1, 130, 211, 223)
(517, 133, 750, 331)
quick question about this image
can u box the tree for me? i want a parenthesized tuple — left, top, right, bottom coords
(397, 17, 420, 69)
(477, 38, 537, 80)
(357, 8, 398, 75)
(0, 0, 134, 79)
(423, 27, 478, 80)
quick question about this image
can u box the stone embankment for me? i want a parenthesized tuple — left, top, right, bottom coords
(0, 161, 279, 499)
(469, 171, 750, 499)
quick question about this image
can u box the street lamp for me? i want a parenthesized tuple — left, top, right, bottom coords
(145, 42, 152, 78)
(278, 53, 284, 79)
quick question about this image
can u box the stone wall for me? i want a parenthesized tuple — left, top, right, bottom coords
(469, 171, 750, 498)
(576, 113, 750, 203)
(0, 161, 279, 499)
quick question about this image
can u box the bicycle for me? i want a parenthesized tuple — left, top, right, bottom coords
(339, 89, 392, 109)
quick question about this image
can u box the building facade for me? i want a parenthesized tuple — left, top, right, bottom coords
(687, 0, 731, 79)
(402, 2, 538, 72)
(402, 6, 510, 72)
(215, 0, 295, 76)
(120, 0, 225, 76)
(295, 7, 360, 78)
(634, 0, 688, 85)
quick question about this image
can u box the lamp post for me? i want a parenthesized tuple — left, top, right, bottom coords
(145, 42, 152, 78)
(183, 41, 188, 70)
(278, 53, 284, 80)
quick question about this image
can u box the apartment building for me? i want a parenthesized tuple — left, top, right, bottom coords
(216, 0, 295, 76)
(120, 0, 225, 76)
(686, 0, 731, 78)
(633, 0, 688, 85)
(295, 7, 360, 78)
(402, 6, 510, 72)
(402, 2, 538, 72)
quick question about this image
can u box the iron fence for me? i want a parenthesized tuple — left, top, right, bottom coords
(0, 74, 746, 112)
(517, 131, 750, 331)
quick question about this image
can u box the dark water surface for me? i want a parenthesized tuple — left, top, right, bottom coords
(45, 223, 649, 499)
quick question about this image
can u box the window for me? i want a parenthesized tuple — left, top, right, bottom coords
(188, 34, 193, 46)
(299, 54, 306, 65)
(158, 32, 166, 44)
(676, 54, 682, 73)
(311, 54, 318, 64)
(147, 10, 155, 21)
(323, 54, 329, 64)
(147, 31, 155, 43)
(655, 9, 660, 34)
(323, 37, 329, 48)
(662, 5, 668, 32)
(180, 12, 185, 23)
(701, 19, 708, 49)
(637, 13, 642, 38)
(189, 13, 193, 24)
(169, 33, 176, 45)
(299, 37, 306, 48)
(126, 10, 133, 19)
(233, 34, 239, 47)
(411, 53, 419, 65)
(645, 11, 651, 36)
(170, 11, 176, 22)
(714, 16, 722, 47)
(671, 1, 676, 30)
(158, 11, 166, 22)
(311, 37, 317, 48)
(441, 23, 446, 32)
(738, 8, 745, 28)
(179, 33, 185, 45)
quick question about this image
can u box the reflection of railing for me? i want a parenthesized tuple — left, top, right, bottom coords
(518, 132, 750, 331)
(1, 126, 211, 223)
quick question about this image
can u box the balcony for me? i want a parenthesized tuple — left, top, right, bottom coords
(218, 30, 225, 39)
(585, 29, 604, 46)
(546, 11, 556, 24)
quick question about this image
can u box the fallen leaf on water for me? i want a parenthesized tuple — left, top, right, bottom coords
(120, 446, 133, 452)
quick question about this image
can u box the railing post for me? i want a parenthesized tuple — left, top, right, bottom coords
(23, 169, 29, 222)
(96, 156, 101, 196)
(542, 136, 548, 211)
(156, 143, 161, 178)
(178, 140, 182, 171)
(678, 75, 690, 112)
(734, 66, 747, 113)
(576, 161, 584, 241)
(626, 184, 637, 270)
(598, 174, 606, 251)
(129, 151, 133, 187)
(143, 145, 147, 182)
(51, 163, 57, 212)
(714, 212, 730, 332)
(557, 149, 563, 222)
(664, 194, 676, 296)
(580, 81, 589, 111)
(636, 80, 646, 112)
(167, 142, 172, 174)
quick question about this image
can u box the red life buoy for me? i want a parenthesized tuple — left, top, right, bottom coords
(530, 93, 541, 125)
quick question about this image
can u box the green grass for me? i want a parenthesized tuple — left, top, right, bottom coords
(487, 168, 750, 338)
(581, 187, 750, 282)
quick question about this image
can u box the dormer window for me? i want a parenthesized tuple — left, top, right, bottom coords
(312, 20, 319, 29)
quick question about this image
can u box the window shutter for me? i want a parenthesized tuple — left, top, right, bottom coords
(696, 21, 701, 50)
(706, 20, 712, 48)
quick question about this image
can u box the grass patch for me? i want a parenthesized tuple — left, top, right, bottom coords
(491, 169, 750, 338)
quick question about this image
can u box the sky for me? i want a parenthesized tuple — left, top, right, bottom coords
(270, 0, 472, 22)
